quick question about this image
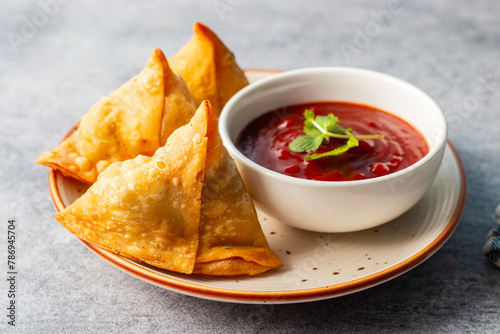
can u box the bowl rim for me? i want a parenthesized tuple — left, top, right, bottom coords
(219, 66, 448, 188)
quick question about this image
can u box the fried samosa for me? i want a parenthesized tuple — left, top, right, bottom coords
(194, 101, 283, 276)
(54, 101, 282, 276)
(54, 102, 209, 274)
(169, 22, 249, 114)
(36, 49, 196, 184)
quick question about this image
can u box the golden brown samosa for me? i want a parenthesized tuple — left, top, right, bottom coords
(54, 101, 282, 276)
(54, 102, 209, 274)
(194, 101, 283, 276)
(36, 49, 196, 184)
(169, 22, 249, 114)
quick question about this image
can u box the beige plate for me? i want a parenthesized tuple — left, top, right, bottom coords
(48, 70, 466, 304)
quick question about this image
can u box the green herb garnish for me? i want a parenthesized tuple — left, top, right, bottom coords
(288, 109, 383, 161)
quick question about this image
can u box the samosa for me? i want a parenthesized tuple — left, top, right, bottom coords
(36, 49, 196, 184)
(54, 101, 282, 276)
(54, 102, 208, 273)
(169, 22, 249, 114)
(194, 101, 283, 275)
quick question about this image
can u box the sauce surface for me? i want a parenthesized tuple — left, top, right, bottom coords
(236, 102, 429, 181)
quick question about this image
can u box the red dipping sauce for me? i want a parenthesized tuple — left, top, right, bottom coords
(236, 102, 429, 181)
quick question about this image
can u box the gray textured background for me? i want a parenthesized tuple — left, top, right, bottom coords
(1, 0, 500, 333)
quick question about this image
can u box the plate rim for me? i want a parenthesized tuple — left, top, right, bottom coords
(47, 69, 467, 304)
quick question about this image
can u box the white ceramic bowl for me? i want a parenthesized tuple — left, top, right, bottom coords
(219, 67, 447, 233)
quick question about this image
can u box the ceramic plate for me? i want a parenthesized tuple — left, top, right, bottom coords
(48, 70, 466, 304)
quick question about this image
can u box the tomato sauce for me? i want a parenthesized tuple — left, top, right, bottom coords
(236, 102, 429, 181)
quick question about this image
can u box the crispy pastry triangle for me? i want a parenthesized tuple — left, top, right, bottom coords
(54, 102, 209, 274)
(36, 49, 196, 183)
(169, 22, 249, 114)
(193, 101, 283, 276)
(54, 101, 282, 276)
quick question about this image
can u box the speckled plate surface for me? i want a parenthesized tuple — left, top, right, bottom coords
(48, 70, 466, 304)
